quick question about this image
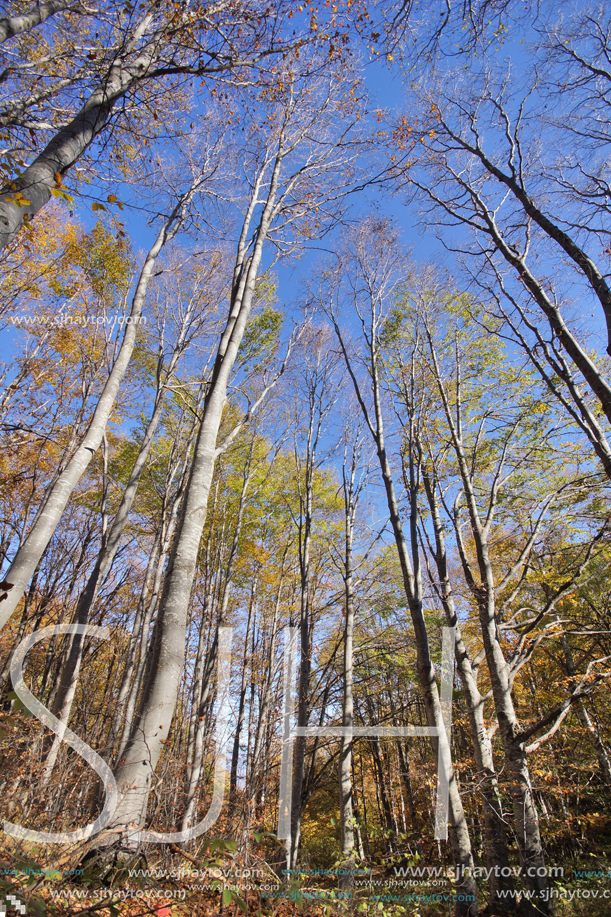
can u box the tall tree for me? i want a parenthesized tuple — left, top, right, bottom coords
(0, 0, 307, 249)
(321, 222, 478, 915)
(107, 57, 370, 845)
(0, 174, 206, 629)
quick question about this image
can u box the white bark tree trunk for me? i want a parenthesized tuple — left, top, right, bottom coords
(0, 11, 162, 249)
(109, 142, 285, 840)
(0, 0, 73, 43)
(0, 186, 196, 629)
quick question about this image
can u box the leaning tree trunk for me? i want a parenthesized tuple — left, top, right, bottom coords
(0, 11, 165, 249)
(422, 468, 516, 911)
(42, 360, 176, 781)
(0, 183, 198, 629)
(108, 146, 285, 842)
(335, 316, 478, 916)
(0, 0, 75, 44)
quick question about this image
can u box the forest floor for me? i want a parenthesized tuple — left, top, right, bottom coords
(2, 840, 611, 917)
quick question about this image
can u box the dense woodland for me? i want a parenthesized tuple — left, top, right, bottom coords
(1, 1, 611, 916)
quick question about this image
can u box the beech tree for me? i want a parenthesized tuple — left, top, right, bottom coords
(389, 271, 611, 914)
(0, 171, 208, 629)
(318, 222, 479, 915)
(3, 3, 611, 912)
(107, 55, 375, 846)
(399, 2, 611, 475)
(0, 0, 310, 249)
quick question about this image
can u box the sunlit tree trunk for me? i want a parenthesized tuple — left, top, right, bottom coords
(329, 229, 478, 915)
(426, 329, 549, 915)
(0, 184, 198, 629)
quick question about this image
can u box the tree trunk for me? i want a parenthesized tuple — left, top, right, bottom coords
(0, 0, 75, 44)
(339, 439, 359, 891)
(0, 185, 196, 627)
(334, 306, 478, 915)
(229, 579, 257, 813)
(109, 144, 285, 842)
(422, 468, 516, 911)
(42, 363, 175, 780)
(0, 11, 163, 249)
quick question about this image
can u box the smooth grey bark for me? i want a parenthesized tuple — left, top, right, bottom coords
(181, 489, 220, 781)
(0, 0, 74, 43)
(0, 560, 41, 694)
(107, 525, 163, 761)
(42, 377, 170, 780)
(339, 436, 362, 890)
(421, 468, 515, 911)
(425, 330, 550, 915)
(41, 283, 201, 779)
(229, 578, 257, 813)
(0, 10, 160, 249)
(0, 0, 301, 250)
(111, 417, 198, 769)
(0, 182, 198, 629)
(109, 133, 287, 839)
(331, 297, 478, 915)
(181, 449, 255, 832)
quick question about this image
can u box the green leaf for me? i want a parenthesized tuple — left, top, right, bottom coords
(223, 888, 234, 906)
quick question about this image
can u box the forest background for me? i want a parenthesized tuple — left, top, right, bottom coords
(1, 1, 611, 916)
